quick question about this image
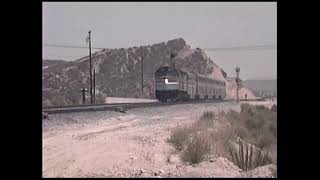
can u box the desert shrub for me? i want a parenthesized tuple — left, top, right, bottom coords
(240, 103, 252, 113)
(228, 140, 272, 171)
(168, 106, 276, 166)
(95, 93, 106, 104)
(256, 133, 274, 149)
(181, 133, 211, 164)
(245, 116, 263, 131)
(234, 125, 249, 140)
(256, 105, 268, 111)
(224, 104, 277, 168)
(270, 167, 277, 178)
(226, 104, 277, 149)
(50, 94, 68, 106)
(200, 111, 215, 121)
(168, 111, 218, 163)
(42, 99, 52, 107)
(194, 111, 215, 129)
(167, 126, 193, 151)
(226, 110, 241, 126)
(219, 111, 226, 116)
(269, 123, 277, 138)
(269, 144, 277, 165)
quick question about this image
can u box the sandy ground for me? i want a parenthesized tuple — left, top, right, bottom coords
(43, 101, 276, 178)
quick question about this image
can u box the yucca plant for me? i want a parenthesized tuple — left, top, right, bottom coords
(228, 139, 272, 171)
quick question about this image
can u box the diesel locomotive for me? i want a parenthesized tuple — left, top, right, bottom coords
(155, 64, 226, 102)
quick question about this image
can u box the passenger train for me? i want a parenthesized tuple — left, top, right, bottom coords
(155, 64, 226, 102)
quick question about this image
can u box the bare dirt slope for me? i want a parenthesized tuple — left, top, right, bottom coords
(43, 101, 275, 178)
(226, 78, 258, 100)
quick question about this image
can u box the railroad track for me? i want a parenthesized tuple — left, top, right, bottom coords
(42, 98, 264, 114)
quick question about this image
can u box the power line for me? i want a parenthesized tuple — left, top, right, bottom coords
(43, 43, 105, 50)
(43, 54, 88, 59)
(43, 43, 276, 52)
(203, 44, 276, 51)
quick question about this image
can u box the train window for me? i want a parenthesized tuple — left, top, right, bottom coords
(166, 76, 178, 82)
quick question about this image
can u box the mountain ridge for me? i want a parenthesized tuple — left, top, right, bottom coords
(42, 38, 250, 106)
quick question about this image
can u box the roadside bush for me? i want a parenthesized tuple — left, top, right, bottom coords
(50, 94, 69, 106)
(240, 103, 252, 113)
(271, 104, 277, 112)
(194, 111, 215, 129)
(182, 133, 211, 164)
(234, 125, 249, 140)
(256, 133, 274, 149)
(270, 167, 277, 178)
(167, 126, 193, 151)
(167, 105, 276, 167)
(226, 104, 277, 150)
(200, 111, 215, 121)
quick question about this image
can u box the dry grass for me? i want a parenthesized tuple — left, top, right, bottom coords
(167, 104, 276, 168)
(227, 104, 277, 150)
(200, 111, 215, 121)
(181, 133, 211, 164)
(167, 126, 193, 151)
(270, 166, 277, 178)
(95, 93, 106, 104)
(167, 111, 218, 164)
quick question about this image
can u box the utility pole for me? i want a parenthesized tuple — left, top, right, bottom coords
(235, 67, 240, 102)
(86, 31, 93, 104)
(205, 59, 208, 99)
(141, 46, 143, 93)
(93, 68, 96, 104)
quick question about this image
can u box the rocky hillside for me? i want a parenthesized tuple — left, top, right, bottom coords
(42, 38, 227, 107)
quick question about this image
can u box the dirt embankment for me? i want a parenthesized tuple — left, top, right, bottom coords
(43, 101, 276, 178)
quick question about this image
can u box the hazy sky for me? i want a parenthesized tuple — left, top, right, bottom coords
(42, 2, 277, 79)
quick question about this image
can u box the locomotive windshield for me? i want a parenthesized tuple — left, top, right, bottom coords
(155, 66, 180, 77)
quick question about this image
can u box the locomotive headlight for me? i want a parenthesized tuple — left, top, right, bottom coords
(165, 78, 169, 84)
